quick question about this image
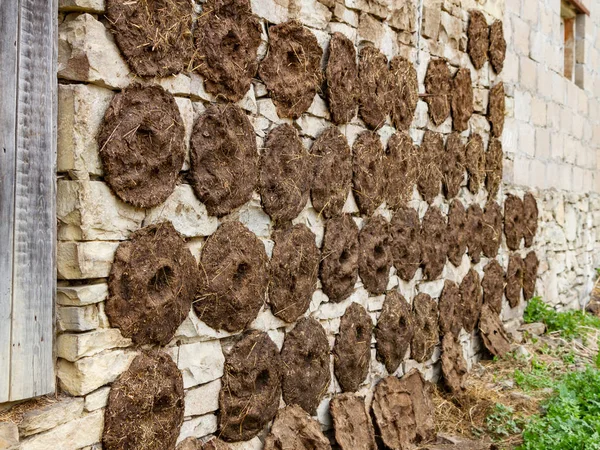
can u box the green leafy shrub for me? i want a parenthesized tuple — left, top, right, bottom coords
(524, 297, 600, 340)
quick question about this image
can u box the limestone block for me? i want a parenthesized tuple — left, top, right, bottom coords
(388, 0, 416, 32)
(57, 305, 99, 332)
(84, 386, 110, 412)
(237, 85, 258, 115)
(18, 397, 84, 437)
(145, 184, 218, 238)
(440, 11, 463, 48)
(57, 241, 118, 280)
(58, 14, 130, 89)
(57, 84, 113, 178)
(329, 22, 358, 43)
(292, 203, 325, 248)
(19, 410, 103, 450)
(307, 95, 331, 120)
(57, 283, 108, 306)
(314, 286, 369, 320)
(257, 98, 280, 123)
(228, 437, 263, 450)
(333, 3, 359, 27)
(58, 180, 145, 241)
(345, 0, 389, 19)
(250, 306, 288, 331)
(57, 350, 136, 396)
(177, 414, 218, 444)
(57, 329, 132, 362)
(174, 311, 236, 343)
(184, 379, 221, 417)
(156, 74, 193, 97)
(251, 0, 289, 23)
(172, 340, 225, 389)
(59, 0, 105, 13)
(0, 421, 18, 449)
(291, 0, 332, 29)
(421, 1, 441, 40)
(295, 114, 329, 138)
(223, 192, 272, 238)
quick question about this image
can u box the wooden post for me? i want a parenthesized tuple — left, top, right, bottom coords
(0, 0, 57, 402)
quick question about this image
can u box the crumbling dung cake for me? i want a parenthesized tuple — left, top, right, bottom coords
(320, 214, 359, 302)
(259, 124, 313, 223)
(258, 20, 323, 119)
(106, 222, 198, 346)
(330, 394, 376, 450)
(103, 351, 184, 450)
(482, 259, 504, 315)
(358, 215, 392, 295)
(485, 138, 503, 199)
(411, 293, 439, 363)
(358, 45, 391, 130)
(504, 194, 524, 251)
(333, 303, 373, 392)
(389, 207, 421, 281)
(443, 133, 466, 200)
(441, 332, 468, 395)
(194, 0, 261, 102)
(467, 204, 484, 263)
(506, 253, 525, 308)
(467, 9, 489, 70)
(479, 304, 511, 357)
(105, 0, 193, 77)
(420, 206, 448, 280)
(438, 280, 462, 336)
(98, 84, 185, 208)
(447, 200, 468, 267)
(400, 370, 436, 444)
(269, 224, 320, 323)
(460, 268, 483, 333)
(522, 192, 539, 247)
(326, 32, 359, 125)
(390, 56, 418, 131)
(281, 317, 331, 415)
(177, 438, 230, 450)
(424, 59, 452, 126)
(523, 251, 539, 301)
(418, 131, 444, 203)
(311, 126, 352, 218)
(488, 82, 505, 137)
(451, 68, 474, 132)
(219, 331, 282, 442)
(375, 290, 414, 373)
(482, 201, 502, 258)
(190, 103, 259, 217)
(385, 131, 418, 210)
(352, 131, 386, 215)
(264, 405, 331, 450)
(195, 221, 269, 331)
(489, 20, 507, 73)
(466, 133, 485, 195)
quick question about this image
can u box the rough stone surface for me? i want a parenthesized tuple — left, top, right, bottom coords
(330, 394, 376, 450)
(18, 397, 84, 437)
(19, 411, 104, 450)
(390, 56, 418, 131)
(57, 329, 131, 362)
(326, 32, 358, 124)
(358, 215, 392, 295)
(412, 293, 439, 363)
(375, 291, 414, 373)
(264, 405, 331, 450)
(482, 259, 504, 315)
(352, 131, 386, 215)
(358, 45, 390, 130)
(420, 206, 447, 280)
(390, 207, 421, 281)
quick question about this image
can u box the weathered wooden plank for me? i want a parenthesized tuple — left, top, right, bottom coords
(0, 0, 19, 403)
(9, 0, 57, 401)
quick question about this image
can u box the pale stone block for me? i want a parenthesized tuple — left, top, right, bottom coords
(251, 0, 289, 23)
(535, 128, 551, 159)
(19, 410, 103, 450)
(237, 85, 258, 115)
(0, 421, 18, 449)
(512, 15, 530, 56)
(57, 305, 99, 332)
(156, 74, 193, 97)
(174, 341, 225, 389)
(190, 74, 216, 102)
(514, 90, 532, 122)
(57, 84, 114, 178)
(531, 97, 547, 127)
(250, 306, 287, 331)
(519, 56, 537, 92)
(223, 192, 272, 238)
(307, 94, 331, 120)
(292, 203, 326, 248)
(257, 98, 280, 123)
(57, 350, 136, 396)
(295, 114, 329, 138)
(333, 3, 359, 27)
(345, 0, 389, 19)
(421, 1, 441, 40)
(19, 397, 84, 437)
(177, 414, 218, 444)
(228, 437, 263, 450)
(291, 0, 332, 29)
(173, 311, 235, 343)
(57, 241, 119, 280)
(388, 0, 416, 32)
(58, 14, 130, 89)
(144, 185, 219, 238)
(57, 283, 108, 306)
(84, 386, 110, 412)
(58, 180, 145, 241)
(59, 0, 105, 13)
(57, 329, 132, 362)
(184, 379, 221, 417)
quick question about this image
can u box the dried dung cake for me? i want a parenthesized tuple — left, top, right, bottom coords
(327, 32, 359, 124)
(330, 394, 376, 450)
(418, 131, 444, 203)
(467, 204, 484, 263)
(259, 124, 313, 223)
(269, 224, 320, 323)
(420, 206, 447, 280)
(385, 132, 418, 210)
(504, 194, 524, 251)
(333, 303, 373, 392)
(466, 134, 485, 195)
(106, 222, 197, 346)
(441, 332, 468, 395)
(105, 0, 193, 77)
(177, 438, 200, 450)
(523, 192, 539, 247)
(485, 138, 503, 199)
(438, 280, 462, 336)
(281, 317, 331, 415)
(482, 201, 502, 258)
(447, 200, 468, 267)
(311, 126, 352, 218)
(401, 369, 436, 443)
(375, 290, 414, 373)
(489, 20, 507, 74)
(177, 438, 230, 450)
(505, 254, 524, 308)
(467, 10, 489, 70)
(358, 45, 391, 130)
(479, 304, 511, 357)
(443, 133, 466, 200)
(320, 215, 360, 302)
(411, 293, 439, 363)
(190, 104, 258, 216)
(98, 84, 185, 208)
(389, 207, 421, 281)
(460, 269, 483, 333)
(264, 405, 331, 450)
(424, 59, 452, 126)
(103, 351, 184, 450)
(352, 131, 386, 215)
(194, 0, 261, 101)
(488, 82, 505, 137)
(482, 259, 504, 315)
(451, 68, 474, 132)
(390, 56, 418, 131)
(219, 331, 282, 441)
(195, 221, 268, 331)
(359, 215, 392, 295)
(523, 251, 539, 301)
(258, 20, 323, 119)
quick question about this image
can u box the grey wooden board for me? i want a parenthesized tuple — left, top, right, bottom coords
(0, 0, 57, 402)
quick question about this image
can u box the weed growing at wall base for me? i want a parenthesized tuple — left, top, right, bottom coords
(524, 297, 600, 340)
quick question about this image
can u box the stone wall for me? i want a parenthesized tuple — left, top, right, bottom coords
(1, 0, 599, 449)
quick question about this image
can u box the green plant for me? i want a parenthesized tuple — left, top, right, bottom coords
(524, 297, 600, 340)
(513, 358, 556, 392)
(485, 403, 525, 440)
